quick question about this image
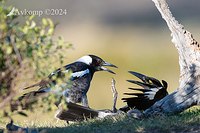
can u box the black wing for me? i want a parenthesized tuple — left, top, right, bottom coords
(20, 62, 90, 102)
(48, 62, 89, 79)
(23, 62, 89, 90)
(120, 71, 168, 112)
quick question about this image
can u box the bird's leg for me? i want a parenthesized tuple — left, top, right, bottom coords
(80, 94, 89, 108)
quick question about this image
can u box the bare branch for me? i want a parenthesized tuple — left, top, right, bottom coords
(111, 78, 118, 113)
(152, 0, 200, 84)
(137, 0, 200, 117)
(11, 38, 23, 67)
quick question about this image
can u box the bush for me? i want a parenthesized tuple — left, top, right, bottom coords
(0, 1, 72, 118)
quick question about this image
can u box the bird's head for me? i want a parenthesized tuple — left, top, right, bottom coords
(76, 55, 118, 74)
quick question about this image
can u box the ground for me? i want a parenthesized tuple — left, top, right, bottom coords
(1, 107, 200, 133)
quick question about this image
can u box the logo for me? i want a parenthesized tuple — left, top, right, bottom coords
(6, 7, 67, 17)
(7, 7, 15, 16)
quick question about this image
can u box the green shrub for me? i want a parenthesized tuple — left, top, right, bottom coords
(0, 1, 72, 118)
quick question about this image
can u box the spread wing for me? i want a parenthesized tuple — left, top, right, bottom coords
(120, 71, 168, 112)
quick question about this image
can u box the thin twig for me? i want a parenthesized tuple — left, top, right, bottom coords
(0, 82, 26, 110)
(10, 38, 23, 67)
(111, 77, 118, 113)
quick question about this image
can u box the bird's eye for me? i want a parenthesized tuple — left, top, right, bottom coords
(98, 60, 102, 64)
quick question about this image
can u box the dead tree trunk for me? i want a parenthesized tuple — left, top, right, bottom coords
(143, 0, 200, 117)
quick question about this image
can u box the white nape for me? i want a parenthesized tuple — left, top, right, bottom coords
(75, 55, 92, 65)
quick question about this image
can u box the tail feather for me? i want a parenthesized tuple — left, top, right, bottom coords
(122, 97, 149, 101)
(55, 103, 119, 121)
(21, 88, 48, 98)
(123, 93, 147, 97)
(23, 82, 40, 90)
(11, 90, 49, 111)
(23, 78, 52, 90)
(55, 103, 99, 121)
(128, 88, 152, 92)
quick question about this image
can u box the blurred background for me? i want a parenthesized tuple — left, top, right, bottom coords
(4, 0, 200, 112)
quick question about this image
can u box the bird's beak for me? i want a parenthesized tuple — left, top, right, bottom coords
(101, 61, 118, 74)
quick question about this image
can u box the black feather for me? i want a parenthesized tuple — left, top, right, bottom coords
(126, 80, 156, 89)
(19, 55, 117, 111)
(128, 71, 163, 87)
(55, 102, 99, 121)
(128, 88, 152, 92)
(121, 71, 168, 112)
(128, 71, 147, 82)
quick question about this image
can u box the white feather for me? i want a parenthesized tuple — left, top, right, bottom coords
(50, 69, 89, 94)
(145, 87, 163, 100)
(150, 88, 159, 92)
(145, 91, 156, 100)
(76, 55, 92, 65)
(62, 70, 69, 73)
(147, 95, 154, 100)
(62, 69, 89, 78)
(71, 69, 89, 77)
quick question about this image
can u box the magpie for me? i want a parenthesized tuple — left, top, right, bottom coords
(120, 71, 168, 112)
(22, 55, 117, 108)
(54, 77, 121, 122)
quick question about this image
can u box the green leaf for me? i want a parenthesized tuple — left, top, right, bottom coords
(42, 18, 48, 26)
(58, 36, 62, 40)
(29, 21, 36, 29)
(47, 18, 53, 28)
(54, 22, 59, 29)
(18, 111, 28, 117)
(6, 46, 12, 54)
(26, 20, 30, 26)
(29, 15, 35, 21)
(0, 3, 73, 116)
(22, 26, 29, 34)
(26, 45, 33, 57)
(66, 43, 73, 48)
(47, 28, 54, 35)
(40, 29, 45, 36)
(1, 23, 7, 30)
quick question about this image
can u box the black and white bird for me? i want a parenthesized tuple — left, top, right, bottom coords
(120, 71, 168, 112)
(22, 55, 117, 108)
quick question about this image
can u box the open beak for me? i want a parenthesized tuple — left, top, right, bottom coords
(101, 61, 118, 74)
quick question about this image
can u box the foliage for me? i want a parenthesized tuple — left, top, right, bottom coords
(0, 2, 72, 118)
